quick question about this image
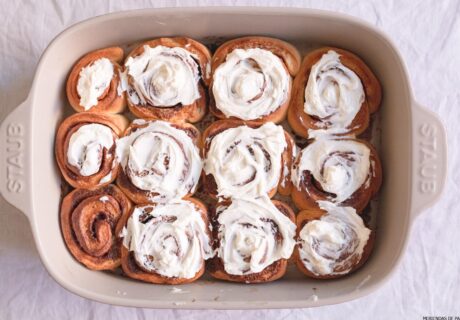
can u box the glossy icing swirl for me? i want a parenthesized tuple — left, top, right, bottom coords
(125, 45, 201, 107)
(292, 138, 371, 203)
(121, 200, 214, 279)
(116, 120, 202, 202)
(297, 201, 370, 276)
(304, 50, 364, 138)
(203, 122, 287, 198)
(216, 197, 296, 275)
(212, 48, 290, 120)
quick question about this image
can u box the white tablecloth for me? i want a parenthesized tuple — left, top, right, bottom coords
(1, 0, 459, 318)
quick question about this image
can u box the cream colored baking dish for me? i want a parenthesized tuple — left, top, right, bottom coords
(0, 7, 447, 309)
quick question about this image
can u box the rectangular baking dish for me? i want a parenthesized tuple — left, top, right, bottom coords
(0, 7, 447, 309)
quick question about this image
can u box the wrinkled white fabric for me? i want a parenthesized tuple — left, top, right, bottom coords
(0, 0, 459, 319)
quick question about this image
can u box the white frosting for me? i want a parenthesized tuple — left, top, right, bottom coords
(116, 120, 202, 202)
(125, 45, 201, 107)
(216, 196, 296, 275)
(292, 138, 371, 203)
(99, 196, 109, 202)
(122, 200, 214, 279)
(297, 201, 371, 276)
(212, 48, 290, 120)
(304, 50, 364, 137)
(203, 123, 287, 198)
(77, 58, 114, 110)
(67, 124, 114, 176)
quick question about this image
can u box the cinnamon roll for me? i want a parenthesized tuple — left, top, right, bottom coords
(55, 112, 129, 189)
(202, 120, 294, 199)
(66, 47, 126, 113)
(123, 37, 211, 123)
(116, 119, 202, 204)
(60, 185, 131, 270)
(288, 47, 382, 138)
(208, 196, 296, 283)
(120, 198, 213, 284)
(291, 138, 382, 213)
(295, 201, 374, 279)
(210, 36, 300, 123)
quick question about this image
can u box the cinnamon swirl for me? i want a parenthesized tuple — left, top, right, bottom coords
(291, 138, 382, 213)
(60, 185, 131, 270)
(123, 37, 211, 122)
(295, 201, 374, 279)
(208, 196, 296, 283)
(55, 112, 128, 189)
(288, 47, 382, 138)
(120, 198, 213, 284)
(66, 47, 126, 113)
(116, 119, 202, 204)
(210, 36, 300, 123)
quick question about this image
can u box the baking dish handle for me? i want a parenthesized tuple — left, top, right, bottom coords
(0, 97, 32, 219)
(411, 101, 447, 220)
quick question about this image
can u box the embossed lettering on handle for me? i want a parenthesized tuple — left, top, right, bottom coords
(418, 123, 437, 195)
(6, 123, 25, 193)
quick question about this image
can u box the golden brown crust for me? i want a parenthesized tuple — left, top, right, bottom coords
(116, 120, 202, 204)
(288, 47, 382, 138)
(66, 47, 126, 113)
(209, 36, 301, 124)
(291, 138, 382, 213)
(125, 37, 211, 123)
(207, 199, 295, 283)
(200, 119, 293, 199)
(120, 198, 210, 284)
(294, 207, 375, 279)
(55, 112, 129, 190)
(60, 185, 132, 270)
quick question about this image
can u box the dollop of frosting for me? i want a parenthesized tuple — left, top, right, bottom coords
(67, 124, 114, 176)
(297, 201, 371, 276)
(203, 123, 287, 198)
(304, 50, 364, 138)
(216, 196, 296, 275)
(212, 48, 290, 120)
(116, 120, 202, 202)
(125, 45, 201, 107)
(77, 58, 114, 110)
(292, 138, 371, 203)
(121, 200, 214, 279)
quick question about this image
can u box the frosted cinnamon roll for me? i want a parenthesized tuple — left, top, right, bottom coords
(123, 37, 211, 122)
(208, 196, 296, 283)
(66, 47, 126, 113)
(120, 198, 213, 284)
(55, 113, 129, 189)
(291, 138, 382, 213)
(116, 119, 202, 204)
(295, 201, 374, 279)
(202, 120, 294, 198)
(60, 185, 131, 270)
(288, 47, 382, 139)
(210, 36, 300, 123)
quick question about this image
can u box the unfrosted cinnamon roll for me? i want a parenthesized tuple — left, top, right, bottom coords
(291, 138, 382, 213)
(295, 201, 374, 279)
(202, 120, 294, 199)
(288, 47, 382, 139)
(66, 47, 126, 113)
(210, 36, 300, 123)
(116, 119, 202, 204)
(60, 185, 131, 270)
(208, 196, 296, 283)
(55, 113, 129, 189)
(123, 37, 211, 122)
(120, 198, 213, 284)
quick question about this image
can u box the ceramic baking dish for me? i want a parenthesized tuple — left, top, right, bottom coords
(0, 7, 447, 309)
